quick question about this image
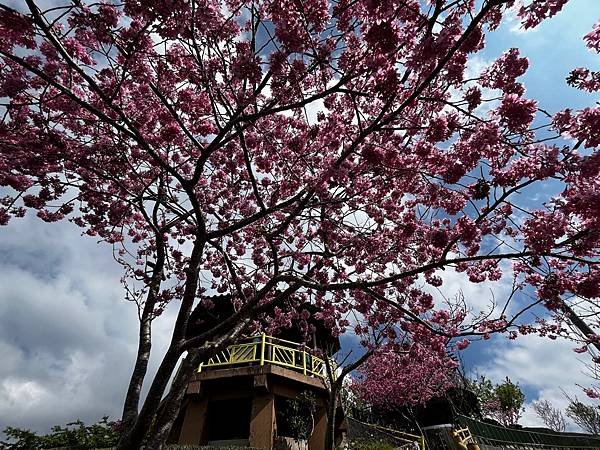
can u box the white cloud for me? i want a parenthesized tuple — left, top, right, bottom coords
(501, 7, 538, 35)
(423, 259, 516, 324)
(478, 334, 600, 432)
(0, 215, 178, 435)
(0, 379, 48, 408)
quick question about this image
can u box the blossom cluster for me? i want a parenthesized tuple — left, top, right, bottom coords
(0, 0, 598, 436)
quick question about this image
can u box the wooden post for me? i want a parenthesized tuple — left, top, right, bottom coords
(179, 397, 209, 445)
(309, 403, 327, 450)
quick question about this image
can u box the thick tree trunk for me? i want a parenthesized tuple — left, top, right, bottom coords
(117, 247, 309, 449)
(145, 350, 200, 449)
(118, 312, 253, 448)
(117, 347, 184, 450)
(144, 319, 252, 448)
(324, 390, 338, 450)
(117, 239, 205, 450)
(121, 316, 153, 429)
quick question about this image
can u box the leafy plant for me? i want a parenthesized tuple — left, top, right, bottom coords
(280, 391, 318, 440)
(1, 417, 120, 450)
(468, 376, 525, 426)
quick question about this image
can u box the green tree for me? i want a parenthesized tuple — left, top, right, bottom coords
(468, 376, 525, 427)
(467, 375, 496, 413)
(280, 391, 318, 441)
(1, 417, 120, 449)
(1, 427, 40, 450)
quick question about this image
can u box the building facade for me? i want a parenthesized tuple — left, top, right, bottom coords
(169, 334, 344, 449)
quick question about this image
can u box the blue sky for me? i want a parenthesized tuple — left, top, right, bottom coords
(448, 0, 600, 428)
(0, 0, 599, 437)
(345, 0, 600, 430)
(489, 2, 599, 112)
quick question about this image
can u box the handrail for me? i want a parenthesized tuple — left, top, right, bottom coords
(198, 333, 334, 380)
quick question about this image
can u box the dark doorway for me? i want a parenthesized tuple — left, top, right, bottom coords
(207, 397, 252, 440)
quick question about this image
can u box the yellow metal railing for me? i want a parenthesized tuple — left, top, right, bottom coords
(198, 333, 332, 379)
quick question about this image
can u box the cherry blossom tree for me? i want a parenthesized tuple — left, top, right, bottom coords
(351, 334, 459, 410)
(0, 0, 599, 448)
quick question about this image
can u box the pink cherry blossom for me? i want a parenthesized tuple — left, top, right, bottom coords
(497, 94, 538, 133)
(0, 0, 597, 448)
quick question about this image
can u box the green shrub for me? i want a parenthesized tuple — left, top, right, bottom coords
(1, 417, 119, 450)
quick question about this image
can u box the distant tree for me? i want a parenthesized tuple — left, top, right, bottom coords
(1, 428, 40, 450)
(566, 400, 600, 435)
(1, 417, 120, 450)
(469, 376, 525, 427)
(532, 400, 566, 432)
(351, 334, 458, 410)
(467, 375, 496, 417)
(494, 378, 526, 426)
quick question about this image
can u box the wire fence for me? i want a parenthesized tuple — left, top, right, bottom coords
(346, 417, 425, 450)
(457, 414, 600, 450)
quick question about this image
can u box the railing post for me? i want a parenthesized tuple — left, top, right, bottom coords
(260, 333, 266, 366)
(302, 348, 307, 375)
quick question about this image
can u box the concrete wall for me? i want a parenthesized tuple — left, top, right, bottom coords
(174, 364, 336, 450)
(249, 392, 276, 449)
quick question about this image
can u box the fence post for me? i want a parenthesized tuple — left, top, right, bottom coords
(260, 333, 266, 366)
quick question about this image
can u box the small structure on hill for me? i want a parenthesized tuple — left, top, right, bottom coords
(168, 302, 343, 449)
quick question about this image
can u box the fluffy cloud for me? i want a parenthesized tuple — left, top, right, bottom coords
(477, 334, 599, 431)
(0, 215, 177, 435)
(422, 258, 517, 325)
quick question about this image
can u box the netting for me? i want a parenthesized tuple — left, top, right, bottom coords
(457, 414, 600, 449)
